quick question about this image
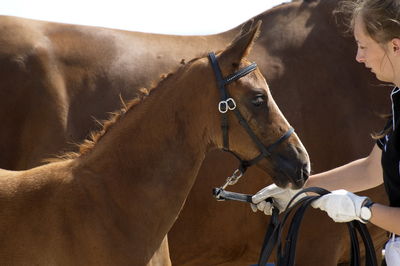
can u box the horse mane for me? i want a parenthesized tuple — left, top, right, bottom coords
(78, 88, 150, 155)
(45, 87, 152, 162)
(46, 56, 203, 162)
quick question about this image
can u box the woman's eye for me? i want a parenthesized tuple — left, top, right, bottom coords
(252, 95, 265, 106)
(357, 43, 366, 50)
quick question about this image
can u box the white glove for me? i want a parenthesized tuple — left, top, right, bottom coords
(311, 189, 369, 223)
(251, 184, 306, 215)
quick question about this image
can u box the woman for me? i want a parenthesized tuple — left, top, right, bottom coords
(251, 0, 400, 264)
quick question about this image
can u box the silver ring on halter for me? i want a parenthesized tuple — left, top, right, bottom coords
(218, 98, 237, 113)
(221, 169, 243, 189)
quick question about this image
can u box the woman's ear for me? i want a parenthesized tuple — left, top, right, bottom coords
(391, 38, 400, 54)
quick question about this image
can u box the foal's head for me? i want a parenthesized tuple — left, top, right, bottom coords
(202, 21, 310, 188)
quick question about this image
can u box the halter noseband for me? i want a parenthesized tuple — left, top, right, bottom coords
(208, 52, 294, 189)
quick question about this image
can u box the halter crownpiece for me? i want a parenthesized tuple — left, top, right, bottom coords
(208, 52, 294, 194)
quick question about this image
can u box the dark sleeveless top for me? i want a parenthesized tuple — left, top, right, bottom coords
(377, 87, 400, 207)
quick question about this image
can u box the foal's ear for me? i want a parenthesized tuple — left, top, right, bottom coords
(219, 20, 261, 68)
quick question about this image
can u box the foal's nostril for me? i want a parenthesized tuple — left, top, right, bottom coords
(301, 165, 310, 181)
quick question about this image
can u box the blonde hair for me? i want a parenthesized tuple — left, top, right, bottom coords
(337, 0, 400, 44)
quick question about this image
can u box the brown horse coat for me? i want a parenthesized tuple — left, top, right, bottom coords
(0, 0, 390, 265)
(0, 22, 309, 265)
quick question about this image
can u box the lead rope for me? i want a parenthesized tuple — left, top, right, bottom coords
(215, 187, 378, 266)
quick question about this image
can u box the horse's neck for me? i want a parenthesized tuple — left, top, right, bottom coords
(75, 69, 217, 247)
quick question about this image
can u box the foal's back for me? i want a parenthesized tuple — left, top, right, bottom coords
(0, 162, 130, 265)
(0, 162, 74, 264)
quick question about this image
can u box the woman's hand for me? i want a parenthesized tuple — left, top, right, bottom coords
(251, 184, 305, 215)
(311, 189, 370, 223)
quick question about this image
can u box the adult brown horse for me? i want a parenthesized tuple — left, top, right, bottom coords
(0, 22, 309, 265)
(0, 0, 390, 265)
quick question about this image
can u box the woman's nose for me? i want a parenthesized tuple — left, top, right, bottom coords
(356, 49, 364, 63)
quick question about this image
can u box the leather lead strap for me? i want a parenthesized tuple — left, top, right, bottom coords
(256, 187, 378, 266)
(212, 187, 378, 266)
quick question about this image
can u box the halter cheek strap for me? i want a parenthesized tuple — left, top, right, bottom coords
(208, 52, 294, 183)
(209, 52, 258, 151)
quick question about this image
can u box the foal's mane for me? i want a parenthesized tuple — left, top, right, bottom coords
(49, 56, 203, 161)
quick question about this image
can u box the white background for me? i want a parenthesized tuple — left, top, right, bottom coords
(0, 0, 286, 35)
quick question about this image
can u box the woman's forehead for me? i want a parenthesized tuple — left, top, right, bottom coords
(353, 15, 368, 40)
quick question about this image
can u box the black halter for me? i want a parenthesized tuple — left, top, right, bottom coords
(208, 52, 294, 178)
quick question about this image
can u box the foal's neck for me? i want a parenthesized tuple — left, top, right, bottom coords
(82, 70, 216, 184)
(74, 65, 218, 252)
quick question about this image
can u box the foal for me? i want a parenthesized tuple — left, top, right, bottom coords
(0, 22, 309, 265)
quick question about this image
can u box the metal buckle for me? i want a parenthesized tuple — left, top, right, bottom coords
(218, 101, 228, 113)
(221, 169, 243, 189)
(226, 98, 236, 110)
(218, 98, 236, 113)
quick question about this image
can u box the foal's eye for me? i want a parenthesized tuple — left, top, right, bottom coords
(252, 94, 265, 107)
